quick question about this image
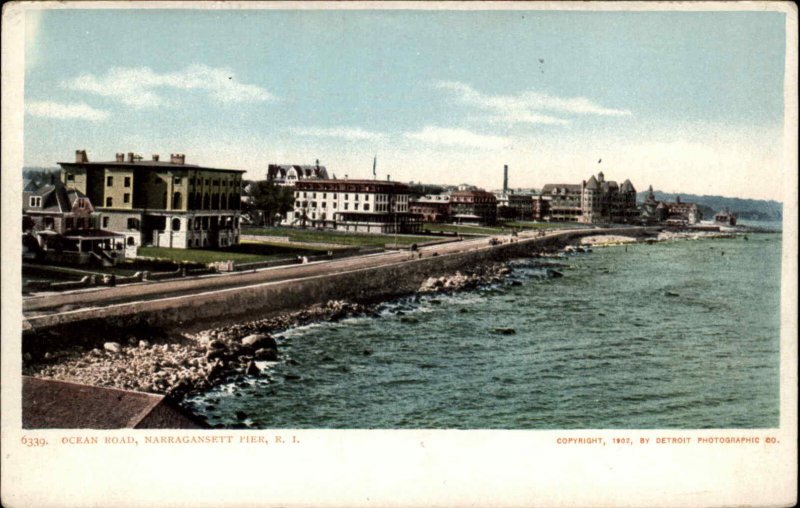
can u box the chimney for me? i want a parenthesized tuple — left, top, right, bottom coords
(387, 175, 391, 181)
(152, 154, 160, 162)
(75, 150, 88, 163)
(170, 153, 185, 165)
(503, 164, 508, 194)
(127, 152, 135, 163)
(115, 153, 124, 162)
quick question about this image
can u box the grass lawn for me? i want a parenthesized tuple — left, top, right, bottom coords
(422, 223, 505, 236)
(137, 242, 316, 264)
(243, 226, 431, 247)
(504, 221, 587, 230)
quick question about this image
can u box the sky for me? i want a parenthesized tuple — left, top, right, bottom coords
(22, 7, 789, 201)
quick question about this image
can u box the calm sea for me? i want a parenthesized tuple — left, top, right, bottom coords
(184, 230, 782, 429)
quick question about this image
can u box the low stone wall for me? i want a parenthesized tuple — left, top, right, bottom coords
(23, 227, 656, 336)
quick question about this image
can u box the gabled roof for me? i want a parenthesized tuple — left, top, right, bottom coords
(24, 179, 90, 213)
(585, 175, 599, 190)
(621, 179, 635, 192)
(542, 184, 582, 193)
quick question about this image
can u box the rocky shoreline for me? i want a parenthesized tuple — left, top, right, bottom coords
(23, 262, 511, 401)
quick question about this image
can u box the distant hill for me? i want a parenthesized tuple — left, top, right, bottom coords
(638, 191, 782, 221)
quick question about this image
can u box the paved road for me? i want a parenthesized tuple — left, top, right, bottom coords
(23, 226, 644, 322)
(22, 232, 524, 317)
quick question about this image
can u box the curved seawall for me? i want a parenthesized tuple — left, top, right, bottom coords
(23, 227, 656, 335)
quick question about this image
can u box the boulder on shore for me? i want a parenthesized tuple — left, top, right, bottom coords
(254, 348, 278, 361)
(241, 334, 277, 351)
(103, 342, 122, 354)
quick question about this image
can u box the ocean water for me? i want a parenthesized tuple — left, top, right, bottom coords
(184, 232, 783, 429)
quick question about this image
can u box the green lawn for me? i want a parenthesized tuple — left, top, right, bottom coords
(137, 242, 316, 264)
(422, 223, 505, 235)
(243, 226, 431, 247)
(504, 221, 587, 230)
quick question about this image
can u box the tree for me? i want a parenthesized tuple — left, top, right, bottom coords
(248, 181, 295, 226)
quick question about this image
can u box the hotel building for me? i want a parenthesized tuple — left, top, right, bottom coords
(58, 150, 245, 250)
(284, 179, 420, 233)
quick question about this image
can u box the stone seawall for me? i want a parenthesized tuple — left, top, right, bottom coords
(23, 227, 655, 336)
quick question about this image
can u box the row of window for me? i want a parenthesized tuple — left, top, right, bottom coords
(105, 194, 131, 207)
(296, 201, 407, 212)
(107, 176, 132, 187)
(295, 192, 404, 202)
(104, 175, 239, 189)
(28, 196, 90, 209)
(188, 178, 236, 188)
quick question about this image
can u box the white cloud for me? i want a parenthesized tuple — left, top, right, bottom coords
(405, 126, 511, 150)
(289, 126, 384, 142)
(433, 80, 630, 125)
(26, 101, 109, 121)
(61, 64, 276, 109)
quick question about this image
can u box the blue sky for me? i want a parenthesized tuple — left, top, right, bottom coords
(24, 7, 788, 200)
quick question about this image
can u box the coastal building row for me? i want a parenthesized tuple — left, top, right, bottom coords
(283, 179, 421, 233)
(23, 150, 245, 261)
(531, 171, 639, 224)
(640, 186, 703, 225)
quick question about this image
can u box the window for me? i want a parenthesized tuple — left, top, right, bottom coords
(65, 218, 74, 229)
(102, 217, 110, 228)
(322, 202, 326, 208)
(354, 203, 359, 211)
(76, 218, 85, 229)
(345, 194, 349, 200)
(171, 218, 181, 231)
(344, 203, 349, 210)
(43, 217, 54, 230)
(172, 192, 182, 209)
(127, 237, 135, 246)
(66, 173, 75, 182)
(106, 197, 113, 207)
(174, 177, 181, 185)
(364, 204, 370, 211)
(106, 176, 113, 186)
(29, 196, 42, 207)
(123, 193, 131, 204)
(127, 218, 140, 230)
(124, 176, 131, 188)
(77, 199, 85, 209)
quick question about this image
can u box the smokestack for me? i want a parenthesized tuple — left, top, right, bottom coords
(115, 153, 124, 162)
(152, 154, 160, 162)
(386, 175, 391, 181)
(503, 164, 508, 194)
(75, 150, 88, 163)
(170, 153, 185, 165)
(127, 152, 135, 163)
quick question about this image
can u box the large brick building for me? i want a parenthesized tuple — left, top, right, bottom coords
(450, 189, 497, 225)
(535, 172, 638, 224)
(285, 179, 420, 233)
(58, 150, 245, 250)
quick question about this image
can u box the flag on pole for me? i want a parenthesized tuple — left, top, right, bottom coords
(373, 155, 377, 179)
